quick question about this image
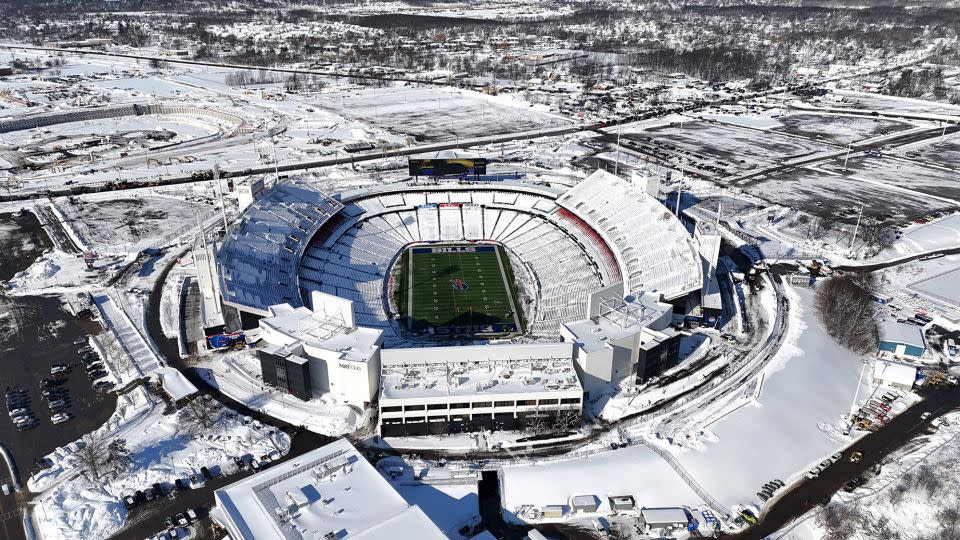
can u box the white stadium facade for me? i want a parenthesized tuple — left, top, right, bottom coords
(216, 169, 711, 436)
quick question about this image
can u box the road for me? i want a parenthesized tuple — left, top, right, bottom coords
(725, 383, 960, 539)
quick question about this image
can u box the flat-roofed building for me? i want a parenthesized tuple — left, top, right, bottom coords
(560, 283, 680, 397)
(378, 342, 582, 436)
(258, 291, 383, 407)
(210, 438, 446, 540)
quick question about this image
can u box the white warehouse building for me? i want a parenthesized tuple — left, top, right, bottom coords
(378, 342, 583, 437)
(210, 438, 446, 540)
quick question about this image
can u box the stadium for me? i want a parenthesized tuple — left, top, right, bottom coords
(216, 167, 707, 432)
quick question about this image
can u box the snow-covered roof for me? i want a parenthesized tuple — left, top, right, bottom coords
(380, 343, 580, 401)
(157, 367, 198, 401)
(872, 360, 917, 387)
(259, 293, 383, 365)
(640, 507, 690, 525)
(561, 292, 674, 353)
(557, 170, 702, 300)
(211, 438, 446, 540)
(879, 321, 925, 348)
(218, 179, 343, 314)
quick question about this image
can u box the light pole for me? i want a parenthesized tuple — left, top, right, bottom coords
(849, 203, 864, 249)
(843, 143, 852, 171)
(613, 123, 622, 176)
(846, 359, 870, 435)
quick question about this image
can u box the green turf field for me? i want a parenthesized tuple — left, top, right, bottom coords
(399, 244, 522, 334)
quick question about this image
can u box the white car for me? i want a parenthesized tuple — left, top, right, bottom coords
(8, 408, 28, 417)
(51, 413, 70, 425)
(806, 466, 822, 479)
(830, 452, 843, 463)
(921, 411, 932, 420)
(1, 484, 11, 495)
(51, 366, 69, 375)
(47, 399, 67, 410)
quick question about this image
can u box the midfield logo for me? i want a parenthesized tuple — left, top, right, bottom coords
(452, 278, 469, 290)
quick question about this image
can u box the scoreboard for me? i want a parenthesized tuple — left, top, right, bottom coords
(408, 158, 487, 177)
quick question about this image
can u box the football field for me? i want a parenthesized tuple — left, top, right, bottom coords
(400, 244, 522, 333)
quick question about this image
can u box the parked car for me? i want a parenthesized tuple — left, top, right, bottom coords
(830, 452, 842, 463)
(47, 399, 67, 410)
(200, 466, 212, 479)
(51, 413, 71, 424)
(921, 411, 932, 420)
(806, 466, 821, 479)
(850, 451, 863, 463)
(1, 484, 11, 496)
(757, 492, 769, 502)
(87, 369, 107, 380)
(186, 509, 198, 522)
(50, 365, 69, 375)
(175, 512, 189, 526)
(85, 362, 104, 372)
(93, 381, 115, 391)
(8, 408, 29, 417)
(123, 494, 137, 510)
(189, 474, 205, 489)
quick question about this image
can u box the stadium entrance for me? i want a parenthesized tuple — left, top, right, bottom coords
(393, 243, 525, 337)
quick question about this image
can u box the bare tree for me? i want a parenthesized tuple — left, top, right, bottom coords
(76, 432, 108, 480)
(814, 273, 879, 354)
(552, 410, 582, 432)
(179, 396, 222, 435)
(106, 438, 131, 473)
(98, 332, 135, 380)
(806, 214, 835, 241)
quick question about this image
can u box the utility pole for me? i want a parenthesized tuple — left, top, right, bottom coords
(213, 166, 229, 233)
(271, 136, 280, 183)
(613, 123, 622, 176)
(843, 143, 852, 171)
(849, 203, 864, 249)
(674, 158, 685, 216)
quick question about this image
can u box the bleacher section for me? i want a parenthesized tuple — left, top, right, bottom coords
(556, 170, 702, 300)
(218, 180, 343, 314)
(296, 187, 613, 344)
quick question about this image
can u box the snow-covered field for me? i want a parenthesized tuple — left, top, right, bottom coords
(30, 387, 289, 540)
(672, 287, 873, 510)
(312, 86, 572, 142)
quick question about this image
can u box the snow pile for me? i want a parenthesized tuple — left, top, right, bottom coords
(198, 351, 364, 436)
(31, 387, 290, 540)
(4, 250, 117, 295)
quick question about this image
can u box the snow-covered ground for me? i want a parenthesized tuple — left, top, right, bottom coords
(195, 350, 365, 436)
(29, 387, 289, 540)
(669, 287, 874, 510)
(377, 456, 481, 539)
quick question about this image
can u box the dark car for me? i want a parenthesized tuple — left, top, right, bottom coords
(153, 482, 166, 497)
(87, 370, 107, 380)
(200, 466, 212, 480)
(134, 490, 145, 503)
(174, 478, 188, 491)
(93, 381, 116, 391)
(85, 363, 104, 372)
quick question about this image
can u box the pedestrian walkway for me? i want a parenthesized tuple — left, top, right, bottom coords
(92, 293, 163, 376)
